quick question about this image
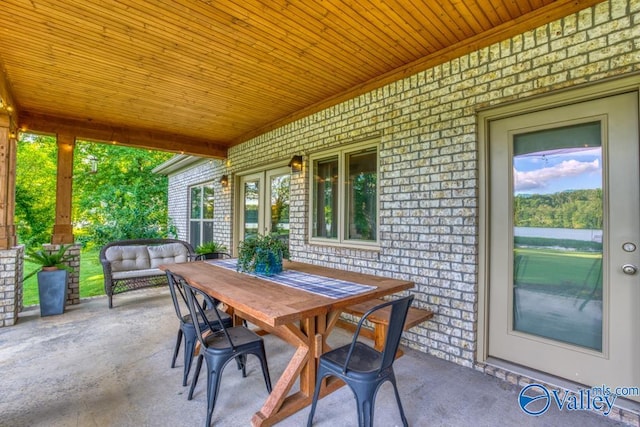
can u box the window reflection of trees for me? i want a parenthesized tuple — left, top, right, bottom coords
(270, 175, 290, 235)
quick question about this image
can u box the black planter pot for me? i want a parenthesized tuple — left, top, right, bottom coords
(37, 269, 68, 316)
(201, 252, 223, 260)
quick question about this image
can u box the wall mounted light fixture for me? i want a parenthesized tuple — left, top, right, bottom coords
(88, 155, 98, 174)
(288, 155, 303, 173)
(219, 174, 229, 187)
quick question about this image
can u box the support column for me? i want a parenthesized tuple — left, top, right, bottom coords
(0, 115, 17, 248)
(51, 133, 75, 244)
(0, 114, 20, 326)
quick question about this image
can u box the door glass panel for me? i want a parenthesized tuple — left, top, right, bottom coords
(269, 174, 290, 238)
(512, 122, 603, 351)
(243, 180, 260, 239)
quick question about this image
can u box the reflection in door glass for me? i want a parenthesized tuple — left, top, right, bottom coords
(244, 181, 259, 239)
(270, 174, 290, 240)
(512, 122, 603, 351)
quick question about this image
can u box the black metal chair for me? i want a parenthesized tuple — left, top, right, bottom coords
(166, 270, 233, 387)
(307, 295, 415, 427)
(181, 277, 273, 426)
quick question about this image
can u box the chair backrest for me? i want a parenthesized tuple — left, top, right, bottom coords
(346, 295, 415, 373)
(179, 275, 238, 350)
(166, 270, 189, 322)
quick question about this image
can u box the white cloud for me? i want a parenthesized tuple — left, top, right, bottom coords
(514, 159, 600, 192)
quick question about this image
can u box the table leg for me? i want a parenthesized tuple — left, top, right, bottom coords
(251, 312, 341, 426)
(251, 323, 310, 426)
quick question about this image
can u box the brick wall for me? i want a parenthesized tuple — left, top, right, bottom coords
(167, 0, 638, 367)
(166, 158, 233, 251)
(0, 246, 23, 326)
(225, 0, 639, 367)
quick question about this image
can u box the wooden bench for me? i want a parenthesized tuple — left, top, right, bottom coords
(336, 298, 434, 356)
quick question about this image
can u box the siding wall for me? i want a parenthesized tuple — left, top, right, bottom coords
(166, 0, 639, 368)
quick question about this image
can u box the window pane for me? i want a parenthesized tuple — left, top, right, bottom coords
(347, 149, 377, 241)
(190, 187, 202, 219)
(202, 221, 214, 243)
(313, 157, 339, 238)
(189, 221, 201, 246)
(203, 185, 214, 219)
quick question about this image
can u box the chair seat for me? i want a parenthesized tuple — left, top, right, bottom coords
(307, 295, 414, 427)
(183, 308, 231, 327)
(203, 326, 263, 351)
(322, 342, 382, 375)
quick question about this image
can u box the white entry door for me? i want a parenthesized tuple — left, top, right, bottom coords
(487, 92, 639, 399)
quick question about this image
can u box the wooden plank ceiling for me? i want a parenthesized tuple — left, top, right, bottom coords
(0, 0, 600, 158)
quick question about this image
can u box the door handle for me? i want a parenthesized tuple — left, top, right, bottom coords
(622, 264, 638, 275)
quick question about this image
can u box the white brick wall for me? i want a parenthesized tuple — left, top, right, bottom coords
(168, 0, 639, 368)
(165, 159, 233, 251)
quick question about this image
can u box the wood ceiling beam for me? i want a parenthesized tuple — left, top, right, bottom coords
(0, 61, 19, 130)
(233, 0, 602, 145)
(18, 111, 228, 159)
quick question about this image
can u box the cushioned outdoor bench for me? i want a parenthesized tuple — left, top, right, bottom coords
(337, 298, 434, 356)
(100, 238, 195, 308)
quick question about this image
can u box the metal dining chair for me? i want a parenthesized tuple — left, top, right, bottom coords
(166, 270, 233, 387)
(307, 295, 415, 427)
(180, 276, 273, 426)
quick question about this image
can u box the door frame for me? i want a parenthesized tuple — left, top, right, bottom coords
(477, 76, 640, 365)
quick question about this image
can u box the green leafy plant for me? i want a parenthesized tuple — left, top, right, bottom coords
(237, 233, 289, 275)
(23, 244, 75, 280)
(195, 241, 228, 255)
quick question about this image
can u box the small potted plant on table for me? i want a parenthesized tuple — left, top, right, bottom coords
(237, 233, 289, 276)
(194, 241, 229, 259)
(24, 244, 75, 316)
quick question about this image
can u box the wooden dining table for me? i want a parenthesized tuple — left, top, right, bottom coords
(160, 259, 414, 426)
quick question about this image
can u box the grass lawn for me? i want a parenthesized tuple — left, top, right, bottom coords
(23, 248, 105, 306)
(514, 247, 602, 296)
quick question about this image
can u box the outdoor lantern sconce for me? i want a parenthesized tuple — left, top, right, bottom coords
(219, 174, 229, 187)
(88, 155, 98, 174)
(288, 155, 303, 173)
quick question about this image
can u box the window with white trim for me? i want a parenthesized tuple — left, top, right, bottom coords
(310, 142, 379, 246)
(189, 183, 215, 247)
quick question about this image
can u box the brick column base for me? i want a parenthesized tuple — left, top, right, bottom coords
(42, 244, 81, 306)
(0, 246, 24, 327)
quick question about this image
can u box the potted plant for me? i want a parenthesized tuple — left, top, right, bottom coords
(237, 233, 289, 276)
(194, 241, 229, 259)
(24, 244, 75, 316)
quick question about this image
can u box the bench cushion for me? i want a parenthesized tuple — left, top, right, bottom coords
(105, 245, 151, 272)
(112, 268, 165, 280)
(148, 243, 190, 268)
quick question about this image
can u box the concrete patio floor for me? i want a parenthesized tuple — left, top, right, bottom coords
(0, 288, 628, 427)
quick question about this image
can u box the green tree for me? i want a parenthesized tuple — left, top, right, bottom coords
(15, 134, 57, 246)
(16, 134, 174, 249)
(514, 189, 603, 229)
(73, 141, 174, 248)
